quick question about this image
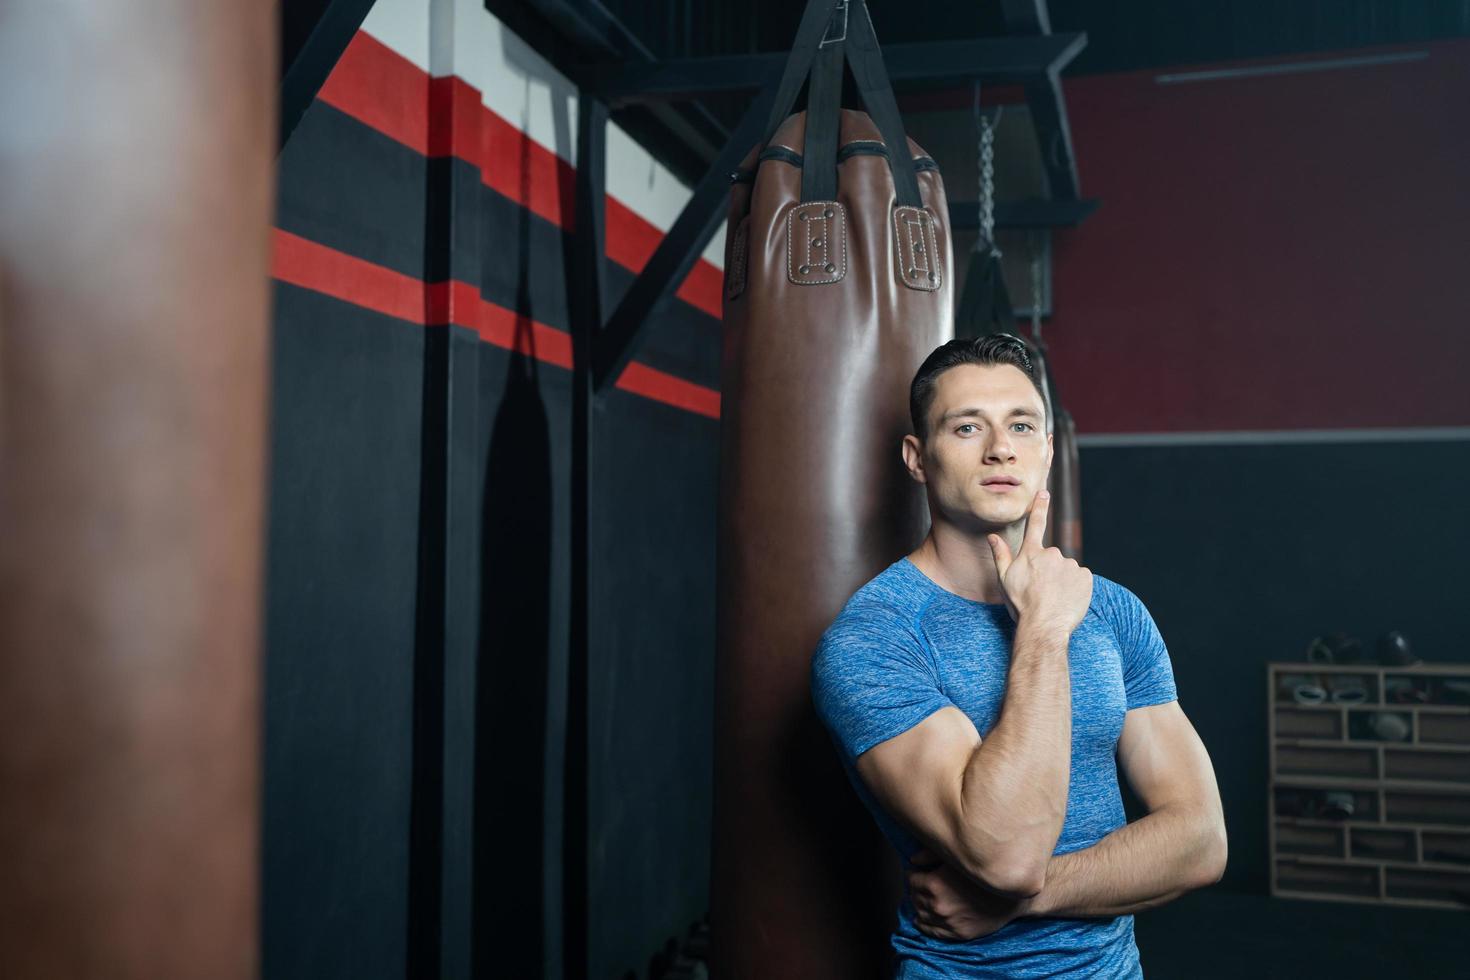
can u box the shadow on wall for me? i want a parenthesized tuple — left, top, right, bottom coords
(473, 115, 556, 978)
(473, 332, 554, 977)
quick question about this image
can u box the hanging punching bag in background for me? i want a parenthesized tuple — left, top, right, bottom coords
(955, 246, 1082, 560)
(1029, 342, 1084, 560)
(711, 1, 953, 976)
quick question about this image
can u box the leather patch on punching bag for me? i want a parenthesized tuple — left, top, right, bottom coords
(726, 214, 751, 300)
(893, 205, 941, 291)
(787, 201, 847, 285)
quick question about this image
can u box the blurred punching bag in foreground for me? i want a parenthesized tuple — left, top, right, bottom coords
(0, 1, 275, 976)
(712, 1, 953, 975)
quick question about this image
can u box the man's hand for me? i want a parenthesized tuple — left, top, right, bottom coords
(987, 491, 1092, 631)
(906, 849, 1035, 942)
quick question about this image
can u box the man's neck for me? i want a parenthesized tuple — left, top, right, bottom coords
(908, 520, 1024, 605)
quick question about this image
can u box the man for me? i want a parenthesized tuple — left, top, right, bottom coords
(810, 334, 1227, 978)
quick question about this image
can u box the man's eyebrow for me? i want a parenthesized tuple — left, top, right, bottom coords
(938, 406, 1042, 424)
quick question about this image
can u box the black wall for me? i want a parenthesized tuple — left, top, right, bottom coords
(262, 63, 719, 979)
(1084, 438, 1470, 893)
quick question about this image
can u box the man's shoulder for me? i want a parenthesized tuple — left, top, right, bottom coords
(813, 561, 930, 668)
(1087, 571, 1148, 616)
(811, 561, 939, 713)
(831, 559, 931, 630)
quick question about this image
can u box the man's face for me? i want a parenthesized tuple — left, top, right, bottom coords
(903, 363, 1053, 531)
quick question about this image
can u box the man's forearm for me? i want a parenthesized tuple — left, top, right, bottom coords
(956, 620, 1072, 887)
(1027, 803, 1226, 918)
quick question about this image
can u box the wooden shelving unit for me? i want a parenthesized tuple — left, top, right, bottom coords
(1268, 661, 1470, 909)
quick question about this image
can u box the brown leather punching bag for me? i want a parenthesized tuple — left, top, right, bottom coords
(0, 2, 274, 976)
(711, 2, 952, 976)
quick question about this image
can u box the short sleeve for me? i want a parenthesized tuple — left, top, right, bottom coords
(1095, 577, 1178, 710)
(810, 604, 954, 765)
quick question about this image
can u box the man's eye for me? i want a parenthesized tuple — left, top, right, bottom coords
(956, 424, 977, 435)
(1012, 423, 1034, 433)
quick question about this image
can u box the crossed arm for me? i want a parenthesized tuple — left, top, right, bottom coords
(907, 699, 1227, 937)
(1027, 699, 1226, 917)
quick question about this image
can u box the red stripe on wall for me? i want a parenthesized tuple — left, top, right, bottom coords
(317, 32, 431, 156)
(317, 31, 724, 320)
(272, 225, 427, 323)
(271, 229, 721, 419)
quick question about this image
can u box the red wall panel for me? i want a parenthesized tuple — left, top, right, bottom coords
(1048, 41, 1470, 434)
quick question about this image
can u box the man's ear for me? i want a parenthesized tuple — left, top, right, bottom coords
(901, 434, 927, 484)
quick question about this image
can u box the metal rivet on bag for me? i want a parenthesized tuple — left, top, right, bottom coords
(800, 265, 811, 274)
(823, 209, 833, 218)
(812, 238, 824, 248)
(825, 264, 835, 273)
(799, 213, 808, 221)
(927, 272, 936, 281)
(909, 268, 919, 278)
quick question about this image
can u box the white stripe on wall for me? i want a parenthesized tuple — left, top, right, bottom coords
(361, 0, 726, 268)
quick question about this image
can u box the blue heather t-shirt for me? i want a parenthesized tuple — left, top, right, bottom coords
(811, 557, 1178, 979)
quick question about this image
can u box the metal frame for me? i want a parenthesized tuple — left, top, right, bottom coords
(487, 0, 732, 185)
(279, 0, 379, 150)
(585, 32, 1085, 103)
(582, 31, 1086, 389)
(999, 0, 1080, 201)
(564, 91, 608, 980)
(950, 198, 1100, 230)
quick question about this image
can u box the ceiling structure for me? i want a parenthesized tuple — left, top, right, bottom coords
(583, 0, 1470, 71)
(281, 2, 1470, 167)
(471, 0, 1470, 183)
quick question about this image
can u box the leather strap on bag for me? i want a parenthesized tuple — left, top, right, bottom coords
(842, 1, 923, 207)
(759, 0, 925, 208)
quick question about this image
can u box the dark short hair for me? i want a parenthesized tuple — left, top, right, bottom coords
(909, 334, 1049, 439)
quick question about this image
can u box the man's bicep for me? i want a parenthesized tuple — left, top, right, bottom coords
(1117, 701, 1222, 813)
(854, 706, 981, 861)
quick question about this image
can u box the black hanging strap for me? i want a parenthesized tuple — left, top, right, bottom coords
(764, 1, 924, 207)
(761, 0, 845, 146)
(843, 1, 924, 208)
(800, 30, 846, 203)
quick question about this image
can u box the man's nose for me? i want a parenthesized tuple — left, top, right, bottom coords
(984, 432, 1017, 463)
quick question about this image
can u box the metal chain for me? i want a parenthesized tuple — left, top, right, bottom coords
(1029, 231, 1043, 342)
(974, 82, 997, 253)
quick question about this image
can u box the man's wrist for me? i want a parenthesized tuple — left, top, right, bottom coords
(1014, 617, 1073, 648)
(1023, 861, 1060, 917)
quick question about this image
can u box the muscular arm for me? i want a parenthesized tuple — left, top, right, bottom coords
(857, 618, 1073, 897)
(907, 699, 1228, 935)
(854, 492, 1089, 899)
(1029, 700, 1227, 918)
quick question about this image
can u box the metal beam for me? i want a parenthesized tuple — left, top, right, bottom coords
(949, 197, 1100, 230)
(565, 91, 607, 980)
(1000, 0, 1051, 35)
(487, 0, 729, 183)
(592, 79, 780, 392)
(585, 32, 1086, 104)
(1023, 71, 1079, 200)
(279, 0, 378, 149)
(996, 0, 1081, 200)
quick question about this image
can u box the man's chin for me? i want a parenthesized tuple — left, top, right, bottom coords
(947, 500, 1030, 533)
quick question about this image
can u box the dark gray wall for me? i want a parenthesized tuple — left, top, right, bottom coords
(1083, 438, 1470, 893)
(262, 71, 719, 979)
